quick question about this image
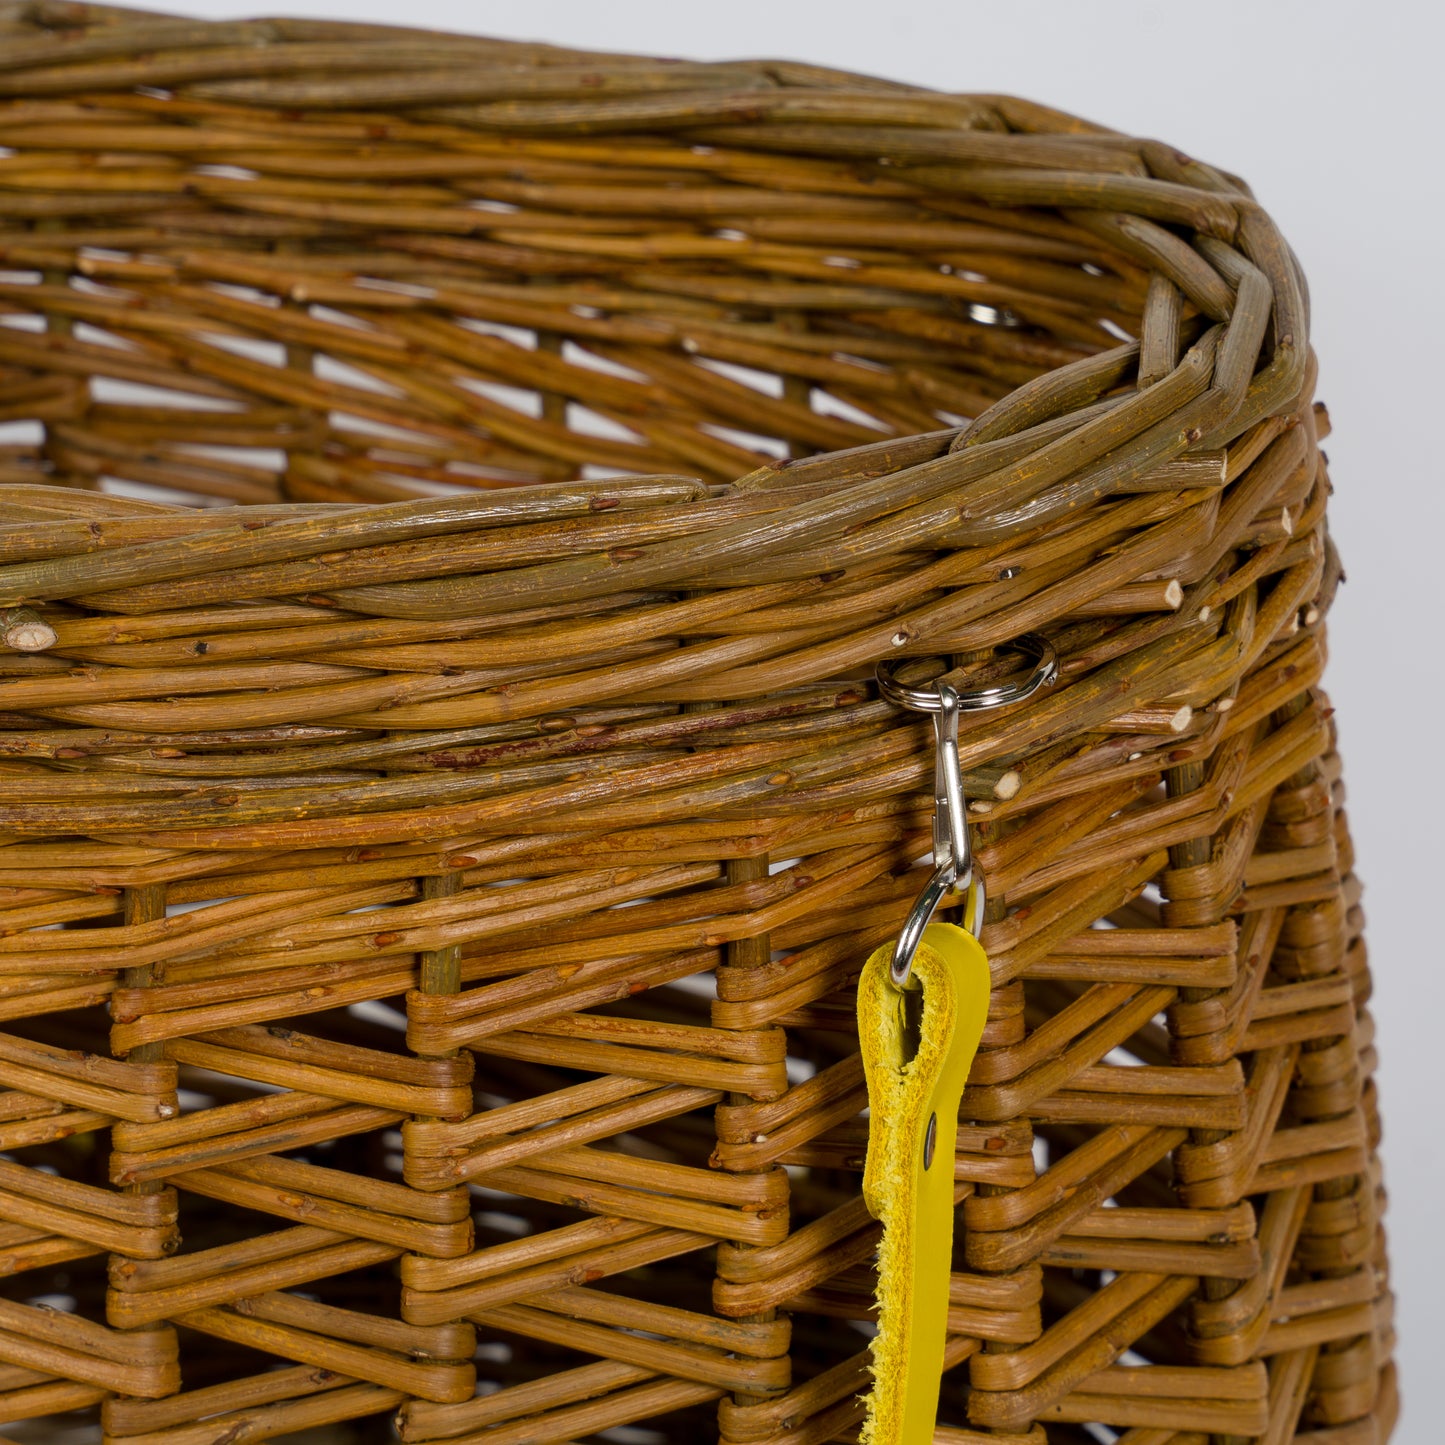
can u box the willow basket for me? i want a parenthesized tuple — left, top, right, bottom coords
(0, 4, 1396, 1444)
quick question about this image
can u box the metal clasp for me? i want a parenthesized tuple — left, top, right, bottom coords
(877, 634, 1059, 990)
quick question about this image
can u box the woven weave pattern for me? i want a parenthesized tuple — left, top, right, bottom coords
(0, 4, 1394, 1443)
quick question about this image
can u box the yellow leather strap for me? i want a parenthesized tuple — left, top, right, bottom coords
(857, 921, 991, 1445)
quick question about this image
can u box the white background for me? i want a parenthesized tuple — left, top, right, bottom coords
(108, 2, 1445, 1436)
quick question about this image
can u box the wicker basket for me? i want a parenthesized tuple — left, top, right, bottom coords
(0, 4, 1395, 1443)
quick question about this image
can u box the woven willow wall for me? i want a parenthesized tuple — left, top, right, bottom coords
(0, 4, 1394, 1444)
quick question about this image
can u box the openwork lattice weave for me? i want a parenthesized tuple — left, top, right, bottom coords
(0, 5, 1393, 1443)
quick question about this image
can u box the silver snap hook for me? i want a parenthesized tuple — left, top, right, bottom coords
(877, 633, 1057, 990)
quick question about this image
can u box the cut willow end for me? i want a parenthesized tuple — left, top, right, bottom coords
(1, 606, 58, 652)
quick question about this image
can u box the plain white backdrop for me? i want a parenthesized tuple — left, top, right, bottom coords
(111, 2, 1445, 1436)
